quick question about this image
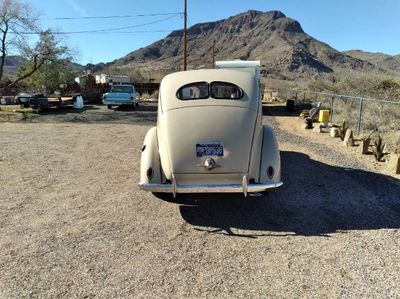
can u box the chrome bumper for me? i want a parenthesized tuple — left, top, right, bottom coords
(102, 100, 135, 105)
(138, 181, 283, 197)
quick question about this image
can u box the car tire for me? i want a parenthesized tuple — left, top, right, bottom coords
(107, 105, 112, 109)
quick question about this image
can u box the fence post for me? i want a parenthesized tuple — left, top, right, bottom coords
(330, 96, 334, 123)
(357, 98, 364, 135)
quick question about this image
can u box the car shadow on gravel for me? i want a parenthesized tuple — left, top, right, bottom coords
(176, 151, 400, 237)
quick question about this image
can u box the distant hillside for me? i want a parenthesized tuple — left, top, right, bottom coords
(2, 55, 84, 79)
(2, 55, 27, 78)
(343, 50, 400, 76)
(103, 10, 398, 81)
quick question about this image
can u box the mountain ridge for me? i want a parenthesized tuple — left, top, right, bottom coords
(105, 10, 400, 81)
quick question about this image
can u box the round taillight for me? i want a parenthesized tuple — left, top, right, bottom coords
(267, 166, 274, 179)
(146, 167, 154, 180)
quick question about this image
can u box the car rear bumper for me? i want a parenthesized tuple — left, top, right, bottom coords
(102, 100, 136, 105)
(138, 181, 283, 197)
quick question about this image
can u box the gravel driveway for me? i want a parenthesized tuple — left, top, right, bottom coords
(0, 104, 399, 298)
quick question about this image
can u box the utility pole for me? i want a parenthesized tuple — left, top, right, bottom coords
(183, 0, 187, 71)
(212, 40, 215, 68)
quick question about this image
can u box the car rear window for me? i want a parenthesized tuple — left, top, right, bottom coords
(177, 81, 244, 100)
(176, 82, 209, 100)
(111, 86, 133, 93)
(210, 82, 244, 99)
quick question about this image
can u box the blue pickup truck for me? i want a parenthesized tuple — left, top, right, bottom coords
(102, 84, 138, 109)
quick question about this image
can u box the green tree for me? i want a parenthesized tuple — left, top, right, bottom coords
(22, 57, 76, 94)
(12, 30, 72, 89)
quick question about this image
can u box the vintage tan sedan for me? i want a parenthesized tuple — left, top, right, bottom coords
(139, 69, 282, 198)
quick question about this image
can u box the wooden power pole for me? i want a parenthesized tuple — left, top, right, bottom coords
(183, 0, 187, 71)
(212, 40, 215, 68)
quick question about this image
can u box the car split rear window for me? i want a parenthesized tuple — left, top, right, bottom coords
(177, 82, 244, 100)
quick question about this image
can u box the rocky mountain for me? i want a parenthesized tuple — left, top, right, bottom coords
(106, 10, 397, 81)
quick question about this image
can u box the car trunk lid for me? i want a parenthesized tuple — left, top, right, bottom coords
(164, 106, 257, 174)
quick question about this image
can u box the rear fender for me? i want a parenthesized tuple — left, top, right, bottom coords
(140, 127, 162, 184)
(259, 125, 281, 184)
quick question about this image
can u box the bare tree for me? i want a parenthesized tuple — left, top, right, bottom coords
(0, 1, 73, 92)
(0, 0, 38, 82)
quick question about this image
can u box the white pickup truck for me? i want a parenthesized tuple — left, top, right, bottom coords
(102, 84, 138, 109)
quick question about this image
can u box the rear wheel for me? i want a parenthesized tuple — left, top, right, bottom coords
(107, 105, 112, 109)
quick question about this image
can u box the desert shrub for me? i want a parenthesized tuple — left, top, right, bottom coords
(150, 90, 159, 99)
(309, 75, 400, 101)
(141, 92, 150, 99)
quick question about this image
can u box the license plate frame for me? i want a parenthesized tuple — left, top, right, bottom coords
(196, 142, 224, 157)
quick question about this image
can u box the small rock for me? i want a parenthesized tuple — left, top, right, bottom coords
(330, 127, 339, 138)
(359, 138, 370, 154)
(387, 154, 400, 174)
(343, 129, 354, 146)
(313, 123, 322, 133)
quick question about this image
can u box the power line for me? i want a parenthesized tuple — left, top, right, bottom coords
(69, 30, 176, 34)
(40, 12, 183, 21)
(14, 14, 180, 35)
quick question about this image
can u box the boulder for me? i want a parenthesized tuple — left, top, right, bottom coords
(330, 127, 339, 138)
(313, 123, 322, 133)
(387, 154, 400, 174)
(343, 129, 354, 146)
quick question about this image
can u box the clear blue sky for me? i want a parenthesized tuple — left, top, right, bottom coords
(31, 0, 400, 64)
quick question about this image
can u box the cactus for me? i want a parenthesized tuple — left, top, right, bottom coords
(339, 121, 348, 141)
(373, 135, 386, 162)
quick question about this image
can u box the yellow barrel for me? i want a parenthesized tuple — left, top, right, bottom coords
(318, 110, 330, 123)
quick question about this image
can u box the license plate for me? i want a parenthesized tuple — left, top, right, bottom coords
(196, 143, 224, 157)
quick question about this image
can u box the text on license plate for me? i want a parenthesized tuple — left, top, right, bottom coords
(196, 143, 224, 157)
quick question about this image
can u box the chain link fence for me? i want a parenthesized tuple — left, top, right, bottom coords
(270, 88, 400, 151)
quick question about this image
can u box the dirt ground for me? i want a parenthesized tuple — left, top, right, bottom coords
(0, 103, 399, 298)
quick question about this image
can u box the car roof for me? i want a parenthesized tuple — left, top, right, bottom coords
(159, 69, 259, 111)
